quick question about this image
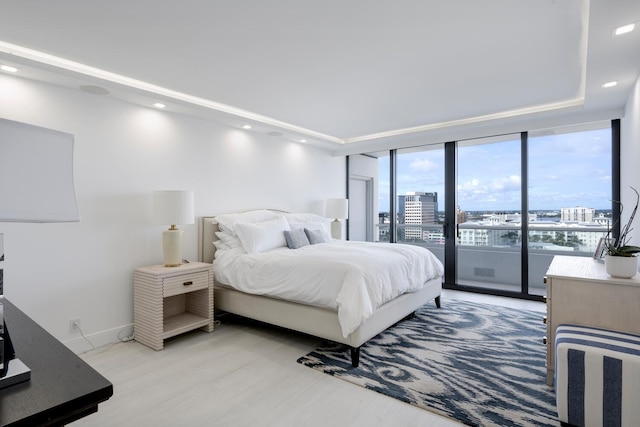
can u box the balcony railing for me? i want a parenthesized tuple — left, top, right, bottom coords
(376, 223, 608, 296)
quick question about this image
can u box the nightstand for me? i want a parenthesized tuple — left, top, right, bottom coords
(133, 262, 214, 350)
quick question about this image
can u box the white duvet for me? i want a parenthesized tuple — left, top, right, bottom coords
(213, 240, 444, 337)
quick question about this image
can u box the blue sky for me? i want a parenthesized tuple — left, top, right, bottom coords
(378, 127, 612, 212)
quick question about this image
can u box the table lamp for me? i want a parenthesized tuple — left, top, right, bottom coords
(0, 117, 81, 389)
(326, 198, 349, 240)
(153, 190, 195, 267)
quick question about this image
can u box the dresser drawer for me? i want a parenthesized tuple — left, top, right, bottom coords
(163, 271, 209, 297)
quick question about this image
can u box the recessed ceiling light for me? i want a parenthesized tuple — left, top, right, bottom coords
(1, 65, 18, 73)
(153, 102, 166, 109)
(299, 139, 307, 143)
(602, 81, 618, 88)
(242, 125, 252, 129)
(614, 23, 635, 36)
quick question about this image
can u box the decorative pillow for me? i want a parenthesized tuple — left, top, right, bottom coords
(284, 228, 310, 249)
(215, 231, 243, 249)
(214, 210, 279, 235)
(235, 216, 291, 254)
(286, 217, 333, 242)
(304, 228, 326, 245)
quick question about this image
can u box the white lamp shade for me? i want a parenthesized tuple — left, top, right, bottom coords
(0, 118, 80, 222)
(153, 190, 195, 226)
(325, 198, 349, 220)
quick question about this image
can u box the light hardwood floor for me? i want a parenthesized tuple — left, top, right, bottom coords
(75, 290, 545, 427)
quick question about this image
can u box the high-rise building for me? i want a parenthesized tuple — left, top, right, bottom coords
(561, 206, 595, 222)
(456, 205, 467, 224)
(401, 192, 438, 240)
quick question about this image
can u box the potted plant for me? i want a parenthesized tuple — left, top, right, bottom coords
(604, 187, 640, 278)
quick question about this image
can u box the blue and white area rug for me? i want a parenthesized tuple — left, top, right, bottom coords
(297, 299, 559, 427)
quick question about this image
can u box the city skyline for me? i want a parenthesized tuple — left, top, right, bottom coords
(378, 127, 613, 212)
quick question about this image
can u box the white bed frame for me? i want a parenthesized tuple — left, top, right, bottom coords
(198, 215, 442, 367)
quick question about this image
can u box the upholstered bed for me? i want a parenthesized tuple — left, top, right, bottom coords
(198, 210, 443, 367)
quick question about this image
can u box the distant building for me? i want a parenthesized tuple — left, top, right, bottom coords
(561, 206, 595, 222)
(493, 212, 537, 223)
(401, 192, 438, 240)
(456, 206, 467, 224)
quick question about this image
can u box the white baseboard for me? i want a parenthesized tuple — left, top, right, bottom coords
(63, 323, 134, 354)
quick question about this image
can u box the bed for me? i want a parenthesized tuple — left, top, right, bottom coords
(198, 210, 443, 367)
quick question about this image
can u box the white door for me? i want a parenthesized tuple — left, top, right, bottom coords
(349, 176, 373, 241)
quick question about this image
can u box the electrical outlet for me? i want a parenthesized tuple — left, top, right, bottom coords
(69, 318, 81, 334)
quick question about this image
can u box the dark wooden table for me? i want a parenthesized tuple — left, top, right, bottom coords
(0, 299, 113, 426)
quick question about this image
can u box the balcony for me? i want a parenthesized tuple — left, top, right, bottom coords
(377, 223, 608, 297)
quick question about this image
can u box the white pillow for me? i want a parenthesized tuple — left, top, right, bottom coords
(284, 213, 325, 223)
(212, 240, 229, 251)
(235, 216, 291, 254)
(214, 210, 279, 234)
(215, 231, 243, 249)
(212, 240, 230, 259)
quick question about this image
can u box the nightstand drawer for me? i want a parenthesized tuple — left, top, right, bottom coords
(163, 271, 209, 297)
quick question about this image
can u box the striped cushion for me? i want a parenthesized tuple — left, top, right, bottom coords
(555, 324, 640, 427)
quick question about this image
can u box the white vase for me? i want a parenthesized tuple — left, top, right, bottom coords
(605, 255, 638, 279)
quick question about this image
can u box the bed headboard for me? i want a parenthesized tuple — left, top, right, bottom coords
(199, 216, 219, 264)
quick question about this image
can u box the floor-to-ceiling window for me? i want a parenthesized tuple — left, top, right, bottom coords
(370, 120, 616, 299)
(526, 123, 613, 295)
(456, 134, 522, 293)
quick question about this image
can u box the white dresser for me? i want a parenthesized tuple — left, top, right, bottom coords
(544, 255, 640, 385)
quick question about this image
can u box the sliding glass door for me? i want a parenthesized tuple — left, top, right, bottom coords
(456, 134, 522, 293)
(527, 123, 613, 295)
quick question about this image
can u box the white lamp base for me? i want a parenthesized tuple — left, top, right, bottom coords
(330, 219, 343, 240)
(162, 227, 184, 267)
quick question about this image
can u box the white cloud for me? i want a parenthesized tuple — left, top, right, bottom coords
(409, 158, 438, 172)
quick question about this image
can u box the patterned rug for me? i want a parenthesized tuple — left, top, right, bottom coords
(297, 299, 559, 427)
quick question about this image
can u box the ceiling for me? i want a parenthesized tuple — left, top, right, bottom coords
(0, 1, 638, 155)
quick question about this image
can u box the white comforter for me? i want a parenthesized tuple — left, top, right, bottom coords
(213, 241, 444, 337)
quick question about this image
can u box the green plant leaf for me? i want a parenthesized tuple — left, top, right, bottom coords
(619, 245, 640, 254)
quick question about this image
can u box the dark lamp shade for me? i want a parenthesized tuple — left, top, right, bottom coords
(0, 119, 80, 223)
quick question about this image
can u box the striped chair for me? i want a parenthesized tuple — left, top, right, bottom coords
(555, 324, 640, 427)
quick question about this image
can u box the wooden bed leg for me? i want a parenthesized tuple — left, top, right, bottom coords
(435, 295, 441, 308)
(350, 347, 360, 368)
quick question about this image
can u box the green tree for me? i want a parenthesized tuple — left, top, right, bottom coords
(500, 231, 521, 246)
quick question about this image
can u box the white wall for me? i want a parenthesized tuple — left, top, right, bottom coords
(0, 74, 345, 352)
(621, 75, 640, 249)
